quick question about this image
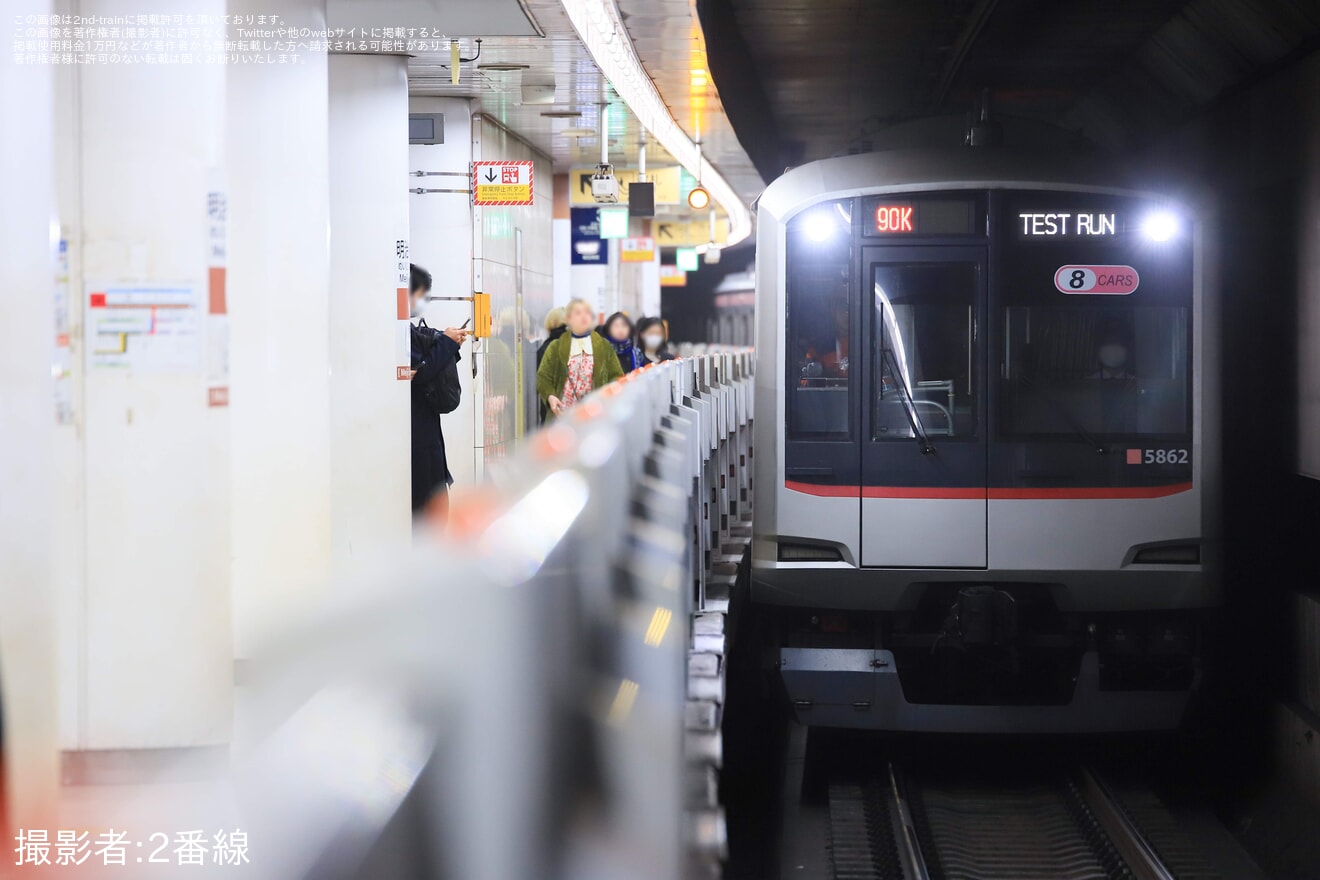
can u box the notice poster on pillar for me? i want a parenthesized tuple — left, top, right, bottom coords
(472, 160, 533, 206)
(53, 236, 73, 425)
(86, 282, 202, 373)
(206, 181, 230, 406)
(620, 237, 656, 263)
(396, 238, 411, 380)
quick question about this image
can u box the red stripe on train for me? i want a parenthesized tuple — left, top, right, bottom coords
(784, 480, 1194, 499)
(783, 480, 858, 497)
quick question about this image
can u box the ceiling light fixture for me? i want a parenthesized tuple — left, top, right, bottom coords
(540, 110, 583, 118)
(688, 140, 711, 209)
(560, 127, 597, 137)
(478, 62, 530, 71)
(558, 0, 751, 247)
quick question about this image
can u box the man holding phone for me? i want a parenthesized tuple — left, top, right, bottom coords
(408, 264, 468, 520)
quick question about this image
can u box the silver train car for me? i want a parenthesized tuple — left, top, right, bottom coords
(751, 150, 1220, 733)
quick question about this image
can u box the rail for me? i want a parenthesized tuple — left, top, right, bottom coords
(203, 352, 754, 880)
(826, 764, 1191, 880)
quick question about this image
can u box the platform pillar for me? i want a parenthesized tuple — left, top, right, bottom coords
(227, 0, 333, 660)
(327, 53, 412, 562)
(0, 0, 59, 825)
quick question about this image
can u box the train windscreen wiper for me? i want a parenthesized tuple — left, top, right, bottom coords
(883, 348, 935, 455)
(1016, 374, 1106, 454)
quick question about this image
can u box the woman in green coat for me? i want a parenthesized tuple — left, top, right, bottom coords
(537, 297, 624, 418)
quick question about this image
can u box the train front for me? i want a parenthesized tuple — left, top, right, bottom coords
(750, 152, 1218, 733)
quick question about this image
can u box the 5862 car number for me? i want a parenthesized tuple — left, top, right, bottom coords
(1126, 448, 1189, 465)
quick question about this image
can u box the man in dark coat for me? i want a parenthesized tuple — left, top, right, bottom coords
(408, 264, 467, 518)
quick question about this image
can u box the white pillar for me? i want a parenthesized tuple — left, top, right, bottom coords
(71, 0, 230, 756)
(0, 1, 59, 824)
(328, 54, 411, 564)
(228, 0, 333, 658)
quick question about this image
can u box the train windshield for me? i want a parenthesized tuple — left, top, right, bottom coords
(1000, 305, 1190, 438)
(998, 192, 1194, 442)
(781, 189, 1195, 493)
(872, 263, 978, 440)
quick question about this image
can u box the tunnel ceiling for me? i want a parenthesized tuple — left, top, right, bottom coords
(703, 0, 1320, 178)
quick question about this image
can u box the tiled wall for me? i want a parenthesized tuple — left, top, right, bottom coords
(475, 117, 554, 462)
(409, 97, 480, 488)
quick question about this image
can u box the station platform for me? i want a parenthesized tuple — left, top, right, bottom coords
(7, 0, 1320, 878)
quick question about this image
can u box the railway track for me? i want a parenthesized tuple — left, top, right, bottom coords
(827, 765, 1220, 880)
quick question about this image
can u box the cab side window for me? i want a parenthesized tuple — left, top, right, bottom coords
(786, 203, 853, 440)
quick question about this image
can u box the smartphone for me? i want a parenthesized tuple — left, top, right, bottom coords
(460, 318, 472, 329)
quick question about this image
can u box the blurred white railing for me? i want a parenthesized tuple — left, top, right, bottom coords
(224, 352, 753, 880)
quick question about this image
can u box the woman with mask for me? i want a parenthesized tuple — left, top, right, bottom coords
(537, 298, 624, 418)
(601, 311, 639, 373)
(635, 316, 675, 366)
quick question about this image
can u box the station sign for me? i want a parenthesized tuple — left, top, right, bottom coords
(654, 218, 729, 248)
(473, 160, 533, 206)
(570, 166, 682, 206)
(620, 237, 656, 263)
(1054, 264, 1139, 295)
(659, 264, 687, 287)
(570, 207, 607, 265)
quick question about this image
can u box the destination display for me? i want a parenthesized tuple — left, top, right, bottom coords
(1005, 193, 1160, 242)
(1017, 211, 1121, 238)
(863, 195, 981, 236)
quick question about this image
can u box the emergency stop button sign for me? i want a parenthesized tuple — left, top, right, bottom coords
(1054, 264, 1139, 295)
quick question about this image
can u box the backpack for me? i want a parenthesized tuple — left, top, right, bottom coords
(427, 354, 462, 415)
(413, 322, 462, 415)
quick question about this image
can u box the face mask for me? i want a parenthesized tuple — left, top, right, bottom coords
(642, 333, 664, 350)
(410, 295, 426, 318)
(1098, 343, 1127, 369)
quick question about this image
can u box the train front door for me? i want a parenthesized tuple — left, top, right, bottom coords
(860, 246, 987, 568)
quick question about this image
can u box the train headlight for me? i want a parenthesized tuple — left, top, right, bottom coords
(1139, 210, 1179, 242)
(1131, 543, 1200, 564)
(803, 211, 837, 242)
(777, 542, 842, 562)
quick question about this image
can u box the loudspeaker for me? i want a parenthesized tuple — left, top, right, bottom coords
(629, 182, 655, 217)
